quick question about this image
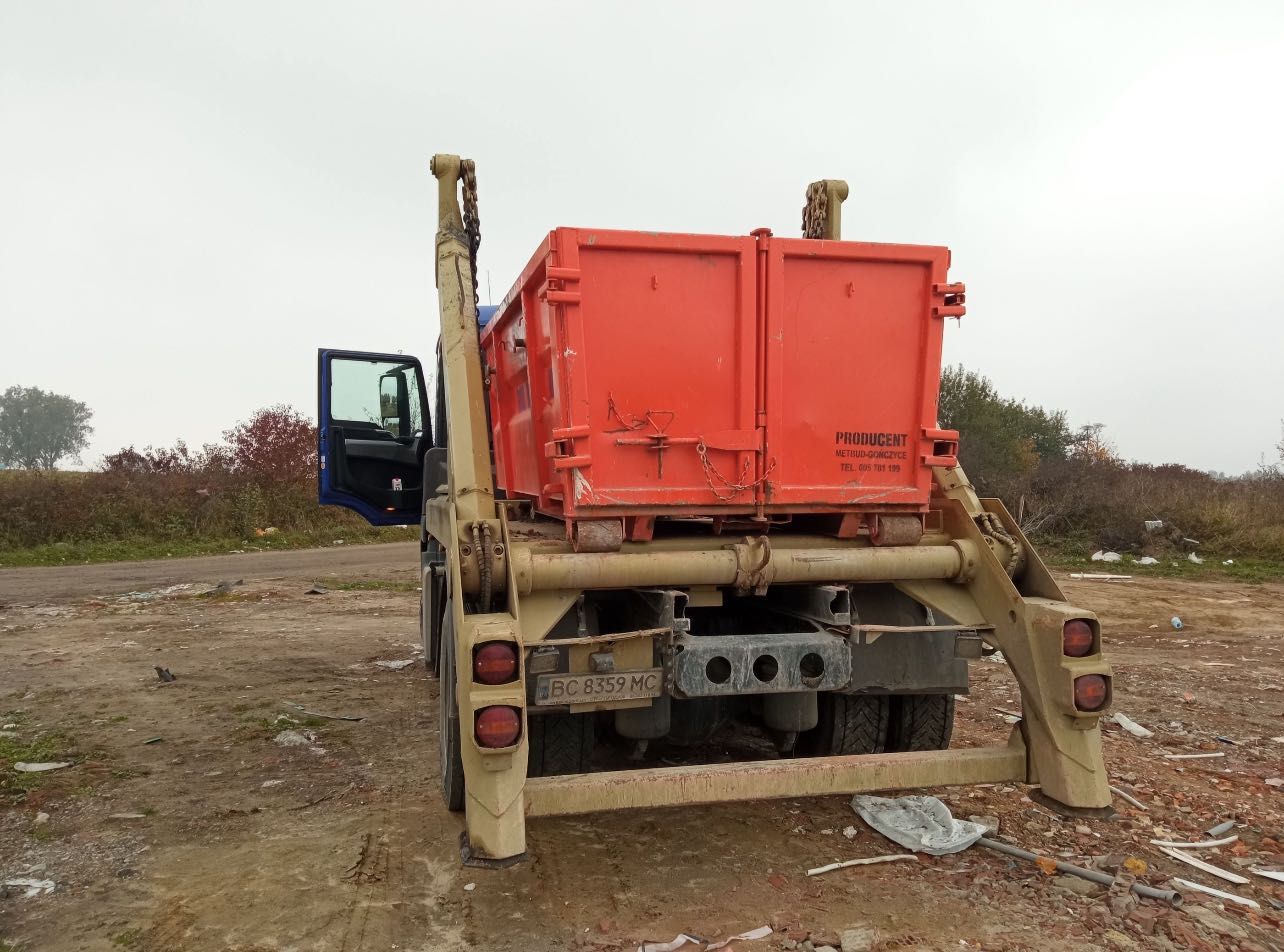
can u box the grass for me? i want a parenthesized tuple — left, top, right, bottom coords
(327, 578, 420, 593)
(0, 730, 77, 801)
(110, 928, 143, 948)
(1042, 548, 1284, 583)
(0, 525, 410, 567)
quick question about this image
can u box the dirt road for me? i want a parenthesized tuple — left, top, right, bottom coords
(1, 547, 1281, 951)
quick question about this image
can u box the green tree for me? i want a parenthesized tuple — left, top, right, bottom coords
(936, 366, 1073, 496)
(0, 386, 94, 470)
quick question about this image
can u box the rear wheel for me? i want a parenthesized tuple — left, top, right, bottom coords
(438, 600, 465, 812)
(526, 712, 595, 777)
(887, 694, 955, 752)
(798, 692, 889, 756)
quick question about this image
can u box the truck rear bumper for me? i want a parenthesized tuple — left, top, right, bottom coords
(525, 732, 1025, 817)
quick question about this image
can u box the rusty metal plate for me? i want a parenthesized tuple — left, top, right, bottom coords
(533, 668, 662, 707)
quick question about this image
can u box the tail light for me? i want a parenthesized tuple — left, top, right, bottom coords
(1073, 674, 1109, 712)
(473, 642, 519, 684)
(475, 706, 521, 748)
(1062, 620, 1095, 657)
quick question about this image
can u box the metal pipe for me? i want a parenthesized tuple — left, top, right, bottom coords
(976, 838, 1183, 907)
(511, 541, 971, 594)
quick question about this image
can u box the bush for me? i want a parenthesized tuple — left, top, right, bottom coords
(0, 406, 368, 552)
(938, 371, 1284, 561)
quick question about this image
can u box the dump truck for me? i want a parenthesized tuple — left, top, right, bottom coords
(317, 155, 1114, 866)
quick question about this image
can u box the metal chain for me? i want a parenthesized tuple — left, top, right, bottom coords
(802, 181, 828, 239)
(471, 521, 491, 613)
(697, 440, 777, 502)
(460, 159, 481, 311)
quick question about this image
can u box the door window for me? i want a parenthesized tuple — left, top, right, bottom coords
(330, 357, 426, 440)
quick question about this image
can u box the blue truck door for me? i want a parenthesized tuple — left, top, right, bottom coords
(317, 348, 429, 526)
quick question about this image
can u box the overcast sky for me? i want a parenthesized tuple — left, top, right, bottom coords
(2, 2, 1282, 474)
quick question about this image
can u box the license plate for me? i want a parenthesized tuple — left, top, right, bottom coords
(534, 668, 663, 706)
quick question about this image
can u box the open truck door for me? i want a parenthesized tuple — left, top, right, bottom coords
(317, 348, 432, 526)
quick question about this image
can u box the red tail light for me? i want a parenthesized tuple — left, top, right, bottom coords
(1063, 620, 1095, 657)
(1074, 675, 1109, 712)
(475, 706, 521, 748)
(473, 642, 519, 684)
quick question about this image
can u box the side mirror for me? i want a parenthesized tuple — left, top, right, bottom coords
(379, 372, 409, 437)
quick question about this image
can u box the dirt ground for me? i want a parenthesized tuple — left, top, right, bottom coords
(1, 543, 1281, 952)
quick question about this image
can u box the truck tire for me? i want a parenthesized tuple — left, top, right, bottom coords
(527, 712, 595, 777)
(798, 693, 889, 756)
(421, 539, 445, 675)
(887, 694, 955, 752)
(438, 601, 465, 812)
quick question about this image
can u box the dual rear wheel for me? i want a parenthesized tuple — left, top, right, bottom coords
(798, 692, 954, 756)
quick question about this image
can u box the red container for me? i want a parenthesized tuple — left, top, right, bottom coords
(481, 227, 960, 530)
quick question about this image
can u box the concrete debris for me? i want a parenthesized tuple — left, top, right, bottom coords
(839, 928, 877, 952)
(373, 658, 417, 670)
(33, 811, 50, 825)
(842, 825, 858, 840)
(202, 579, 244, 596)
(1144, 520, 1164, 532)
(1264, 777, 1283, 788)
(1051, 874, 1102, 896)
(13, 761, 71, 773)
(1091, 551, 1123, 562)
(273, 729, 317, 747)
(968, 814, 1001, 835)
(114, 583, 210, 602)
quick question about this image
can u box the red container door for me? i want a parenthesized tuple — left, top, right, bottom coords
(761, 238, 950, 512)
(546, 229, 759, 515)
